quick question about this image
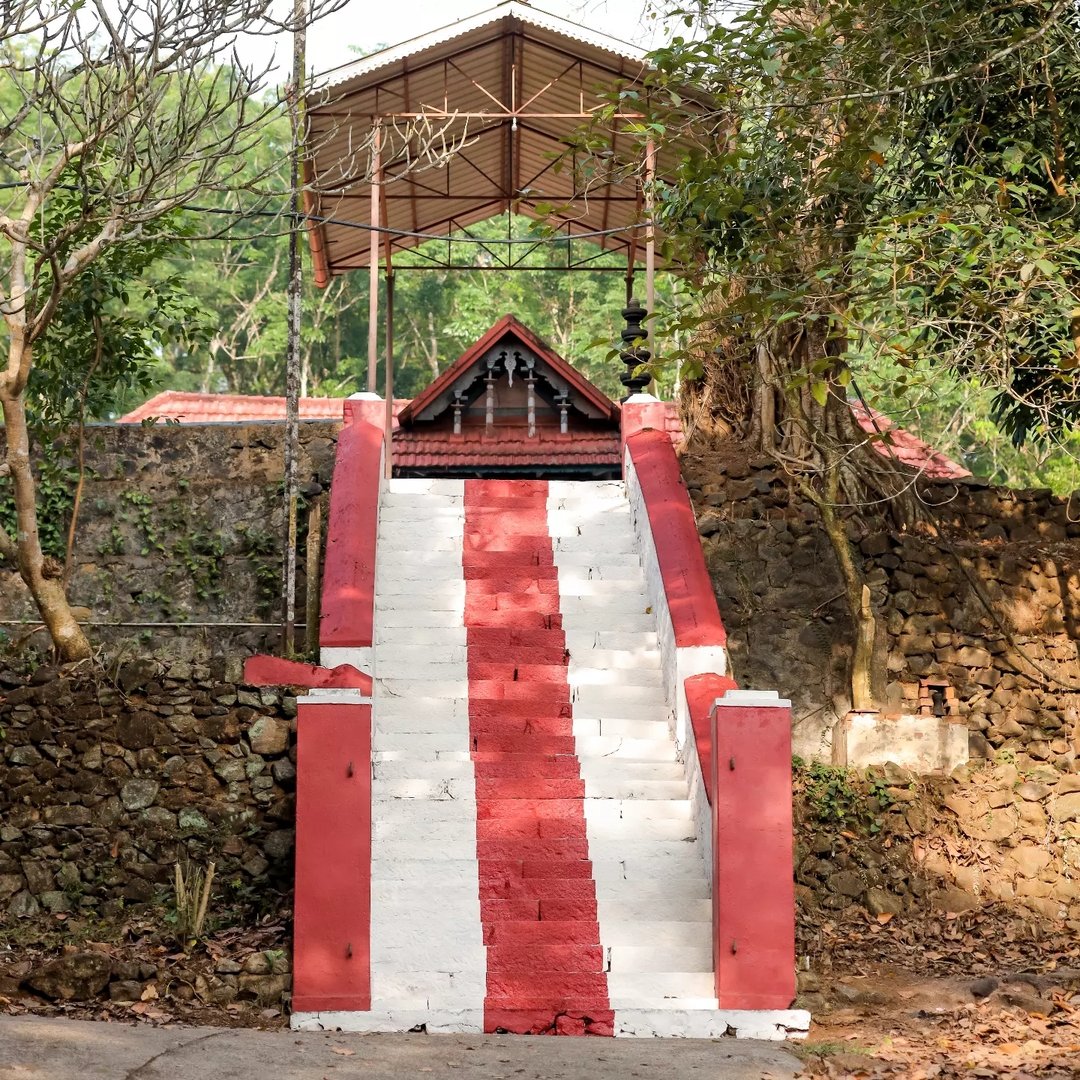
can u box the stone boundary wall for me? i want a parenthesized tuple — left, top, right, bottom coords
(0, 421, 340, 661)
(0, 658, 297, 925)
(682, 447, 1080, 771)
(794, 760, 1080, 930)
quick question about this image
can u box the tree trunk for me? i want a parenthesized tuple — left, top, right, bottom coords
(0, 384, 92, 661)
(816, 480, 877, 712)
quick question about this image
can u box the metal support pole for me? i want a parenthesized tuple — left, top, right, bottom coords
(304, 495, 323, 655)
(644, 138, 656, 318)
(367, 123, 382, 393)
(384, 267, 395, 480)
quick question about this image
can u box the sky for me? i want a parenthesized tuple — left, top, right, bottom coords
(247, 0, 664, 82)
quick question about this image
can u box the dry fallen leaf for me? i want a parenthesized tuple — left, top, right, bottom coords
(877, 913, 894, 925)
(330, 1046, 355, 1057)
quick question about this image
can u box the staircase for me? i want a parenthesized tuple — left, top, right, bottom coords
(351, 477, 717, 1036)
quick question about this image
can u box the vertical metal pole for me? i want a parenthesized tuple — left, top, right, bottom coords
(384, 267, 395, 480)
(304, 496, 323, 655)
(283, 0, 307, 656)
(644, 138, 656, 317)
(367, 123, 382, 393)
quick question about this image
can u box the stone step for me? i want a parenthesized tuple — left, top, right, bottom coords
(561, 647, 661, 669)
(600, 921, 711, 947)
(606, 972, 717, 999)
(580, 776, 686, 799)
(471, 815, 693, 843)
(374, 627, 468, 646)
(553, 538, 637, 554)
(597, 898, 712, 922)
(293, 1008, 483, 1034)
(547, 518, 632, 536)
(375, 591, 465, 611)
(375, 551, 466, 569)
(373, 648, 468, 670)
(369, 739, 679, 763)
(375, 610, 474, 628)
(556, 578, 649, 597)
(558, 594, 656, 616)
(368, 968, 486, 1002)
(370, 758, 687, 782)
(563, 630, 659, 650)
(608, 945, 712, 974)
(583, 718, 672, 740)
(593, 874, 711, 899)
(368, 838, 699, 863)
(543, 553, 643, 570)
(570, 665, 660, 691)
(378, 781, 709, 810)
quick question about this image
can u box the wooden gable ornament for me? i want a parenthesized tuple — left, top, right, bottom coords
(397, 315, 619, 438)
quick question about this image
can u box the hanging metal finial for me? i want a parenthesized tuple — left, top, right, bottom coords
(619, 297, 652, 399)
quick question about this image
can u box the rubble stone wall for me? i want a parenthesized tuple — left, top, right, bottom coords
(0, 422, 340, 661)
(0, 658, 297, 927)
(682, 447, 1080, 771)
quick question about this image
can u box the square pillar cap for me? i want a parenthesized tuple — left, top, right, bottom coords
(714, 689, 791, 710)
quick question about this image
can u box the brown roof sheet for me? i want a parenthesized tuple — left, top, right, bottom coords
(303, 1, 698, 282)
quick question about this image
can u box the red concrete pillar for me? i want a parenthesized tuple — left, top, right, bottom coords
(292, 697, 372, 1013)
(710, 690, 796, 1011)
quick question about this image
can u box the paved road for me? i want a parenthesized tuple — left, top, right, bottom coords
(0, 1015, 803, 1079)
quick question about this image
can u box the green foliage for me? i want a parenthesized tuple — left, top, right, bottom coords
(795, 759, 894, 834)
(237, 524, 280, 617)
(153, 209, 662, 403)
(0, 451, 76, 561)
(634, 0, 1080, 464)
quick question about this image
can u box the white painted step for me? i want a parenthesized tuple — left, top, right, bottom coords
(607, 972, 716, 999)
(590, 859, 710, 882)
(559, 594, 656, 616)
(573, 736, 679, 760)
(580, 798, 692, 821)
(549, 554, 644, 571)
(609, 945, 712, 973)
(554, 537, 638, 554)
(598, 898, 712, 922)
(580, 778, 687, 799)
(587, 719, 672, 740)
(370, 840, 702, 863)
(372, 759, 476, 780)
(601, 922, 712, 947)
(588, 819, 697, 842)
(375, 627, 468, 646)
(564, 630, 659, 650)
(560, 648, 660, 669)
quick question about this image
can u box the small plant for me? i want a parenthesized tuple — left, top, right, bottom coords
(171, 859, 216, 948)
(796, 760, 894, 834)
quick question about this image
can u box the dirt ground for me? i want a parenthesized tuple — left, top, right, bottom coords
(795, 902, 1080, 1078)
(3, 902, 1080, 1078)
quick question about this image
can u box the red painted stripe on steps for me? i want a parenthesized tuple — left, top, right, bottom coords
(464, 479, 613, 1038)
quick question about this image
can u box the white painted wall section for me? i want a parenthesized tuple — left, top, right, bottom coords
(623, 451, 725, 873)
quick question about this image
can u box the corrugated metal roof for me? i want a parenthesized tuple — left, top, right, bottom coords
(319, 1, 645, 90)
(303, 1, 685, 280)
